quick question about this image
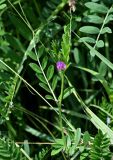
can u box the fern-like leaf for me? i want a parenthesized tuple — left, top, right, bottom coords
(0, 137, 30, 160)
(35, 147, 49, 160)
(89, 130, 111, 160)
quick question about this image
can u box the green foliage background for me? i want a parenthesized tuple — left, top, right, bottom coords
(0, 0, 113, 159)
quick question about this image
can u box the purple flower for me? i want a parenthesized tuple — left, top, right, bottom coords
(56, 61, 66, 71)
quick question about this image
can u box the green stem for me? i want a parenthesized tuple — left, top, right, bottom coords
(62, 151, 68, 160)
(58, 72, 65, 143)
(15, 143, 33, 160)
(104, 34, 112, 80)
(94, 5, 113, 49)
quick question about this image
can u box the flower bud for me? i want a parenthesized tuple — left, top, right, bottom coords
(56, 61, 66, 71)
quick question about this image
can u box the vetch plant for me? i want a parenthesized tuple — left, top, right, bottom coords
(1, 0, 113, 159)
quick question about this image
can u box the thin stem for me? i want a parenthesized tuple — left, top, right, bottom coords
(69, 6, 72, 45)
(33, 41, 58, 103)
(15, 106, 56, 140)
(104, 34, 112, 79)
(62, 151, 68, 160)
(19, 2, 33, 31)
(7, 0, 33, 33)
(94, 5, 113, 49)
(15, 143, 33, 160)
(58, 72, 65, 143)
(17, 142, 55, 145)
